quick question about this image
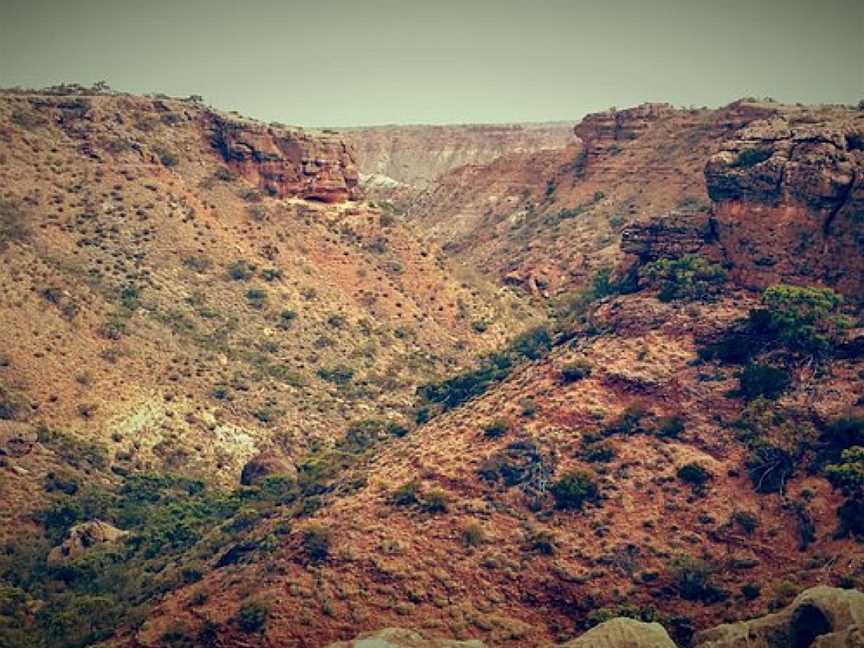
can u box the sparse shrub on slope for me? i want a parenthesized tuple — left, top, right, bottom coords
(670, 556, 727, 604)
(700, 284, 849, 363)
(551, 470, 599, 511)
(302, 524, 331, 562)
(825, 446, 864, 540)
(736, 363, 791, 400)
(0, 199, 30, 249)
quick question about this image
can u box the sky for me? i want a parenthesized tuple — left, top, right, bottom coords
(0, 0, 861, 127)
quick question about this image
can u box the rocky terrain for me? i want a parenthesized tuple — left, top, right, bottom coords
(0, 86, 862, 648)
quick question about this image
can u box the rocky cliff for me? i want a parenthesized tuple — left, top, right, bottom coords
(208, 112, 359, 202)
(704, 108, 864, 298)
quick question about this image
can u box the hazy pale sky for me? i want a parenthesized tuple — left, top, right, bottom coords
(1, 0, 861, 126)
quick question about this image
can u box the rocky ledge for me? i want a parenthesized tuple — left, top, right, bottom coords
(206, 112, 359, 203)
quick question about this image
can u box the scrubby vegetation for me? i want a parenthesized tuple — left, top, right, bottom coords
(416, 326, 552, 416)
(700, 284, 849, 363)
(550, 470, 599, 511)
(641, 255, 726, 302)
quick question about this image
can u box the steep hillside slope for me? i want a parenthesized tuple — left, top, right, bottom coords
(0, 87, 548, 648)
(132, 103, 864, 647)
(1, 91, 861, 648)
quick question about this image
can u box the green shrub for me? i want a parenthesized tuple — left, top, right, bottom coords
(153, 146, 179, 168)
(741, 582, 761, 600)
(737, 364, 791, 400)
(731, 510, 759, 534)
(462, 522, 486, 547)
(677, 463, 712, 489)
(316, 365, 354, 386)
(561, 359, 592, 382)
(236, 600, 269, 633)
(278, 309, 297, 328)
(421, 489, 449, 514)
(761, 285, 849, 356)
(641, 255, 726, 302)
(582, 441, 616, 463)
(551, 470, 599, 510)
(11, 109, 48, 130)
(391, 480, 420, 506)
(657, 416, 685, 439)
(825, 446, 864, 539)
(745, 445, 795, 494)
(227, 261, 256, 281)
(245, 288, 268, 309)
(482, 418, 510, 439)
(509, 326, 552, 361)
(525, 528, 557, 555)
(302, 525, 331, 562)
(670, 557, 727, 603)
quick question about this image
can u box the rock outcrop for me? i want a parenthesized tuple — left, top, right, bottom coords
(574, 103, 676, 158)
(704, 109, 864, 298)
(559, 618, 677, 647)
(239, 450, 298, 486)
(325, 628, 485, 648)
(207, 112, 359, 203)
(694, 586, 864, 648)
(326, 618, 677, 648)
(47, 520, 128, 564)
(620, 210, 716, 263)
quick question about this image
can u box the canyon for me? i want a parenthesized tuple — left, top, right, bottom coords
(0, 86, 862, 648)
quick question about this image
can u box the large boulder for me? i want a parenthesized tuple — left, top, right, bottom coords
(239, 450, 297, 486)
(694, 586, 864, 648)
(325, 627, 485, 648)
(47, 520, 128, 564)
(559, 618, 678, 648)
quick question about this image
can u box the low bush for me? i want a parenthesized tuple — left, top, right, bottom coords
(391, 480, 420, 506)
(737, 364, 791, 400)
(641, 255, 726, 302)
(236, 599, 269, 633)
(482, 418, 510, 439)
(677, 463, 712, 490)
(551, 470, 599, 511)
(0, 199, 30, 249)
(561, 359, 592, 382)
(302, 525, 331, 562)
(670, 557, 727, 603)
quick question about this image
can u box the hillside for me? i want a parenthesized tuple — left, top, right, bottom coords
(0, 88, 862, 648)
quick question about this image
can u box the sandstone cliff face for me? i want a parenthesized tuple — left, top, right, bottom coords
(207, 112, 359, 202)
(573, 103, 677, 159)
(704, 109, 864, 298)
(620, 210, 716, 263)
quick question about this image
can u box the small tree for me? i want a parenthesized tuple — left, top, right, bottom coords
(641, 255, 726, 302)
(760, 285, 849, 356)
